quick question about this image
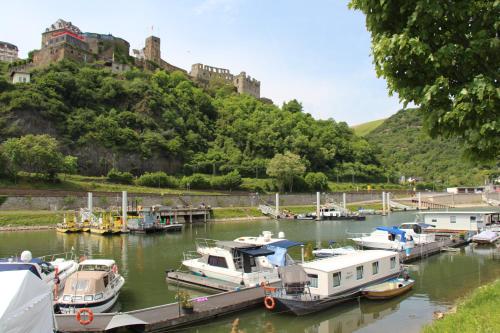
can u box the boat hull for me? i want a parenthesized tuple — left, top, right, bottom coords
(58, 292, 120, 314)
(362, 279, 414, 300)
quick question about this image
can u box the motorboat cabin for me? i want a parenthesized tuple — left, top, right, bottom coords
(182, 239, 280, 287)
(420, 211, 500, 233)
(57, 259, 124, 314)
(265, 250, 402, 315)
(398, 223, 436, 243)
(350, 227, 409, 251)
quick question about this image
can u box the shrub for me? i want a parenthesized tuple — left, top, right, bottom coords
(107, 168, 134, 184)
(180, 173, 210, 189)
(136, 171, 179, 188)
(305, 172, 329, 191)
(210, 170, 242, 191)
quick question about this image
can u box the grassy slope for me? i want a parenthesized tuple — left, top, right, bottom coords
(352, 118, 386, 136)
(423, 279, 500, 333)
(0, 210, 66, 226)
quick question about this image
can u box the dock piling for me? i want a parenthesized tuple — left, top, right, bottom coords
(121, 191, 127, 232)
(275, 192, 280, 218)
(382, 191, 386, 215)
(316, 192, 321, 220)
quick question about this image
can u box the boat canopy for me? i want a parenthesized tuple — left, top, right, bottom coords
(376, 226, 406, 241)
(0, 263, 42, 279)
(238, 247, 275, 257)
(267, 239, 303, 249)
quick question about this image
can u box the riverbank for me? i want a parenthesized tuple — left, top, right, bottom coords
(423, 279, 500, 333)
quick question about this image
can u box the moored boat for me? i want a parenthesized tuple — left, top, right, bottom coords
(472, 230, 499, 244)
(361, 277, 414, 300)
(57, 215, 82, 233)
(57, 259, 124, 314)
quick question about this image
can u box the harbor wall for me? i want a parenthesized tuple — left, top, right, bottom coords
(0, 191, 407, 211)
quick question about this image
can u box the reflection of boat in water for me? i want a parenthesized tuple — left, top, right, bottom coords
(362, 277, 414, 300)
(57, 259, 124, 314)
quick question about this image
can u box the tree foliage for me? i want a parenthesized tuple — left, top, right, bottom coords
(349, 0, 500, 160)
(266, 152, 306, 192)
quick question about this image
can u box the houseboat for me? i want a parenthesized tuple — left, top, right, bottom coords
(182, 239, 280, 287)
(420, 211, 500, 233)
(57, 259, 125, 314)
(471, 230, 499, 244)
(264, 250, 402, 315)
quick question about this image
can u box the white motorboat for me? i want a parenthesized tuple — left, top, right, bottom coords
(57, 259, 125, 314)
(398, 223, 436, 244)
(313, 241, 357, 258)
(0, 250, 78, 293)
(182, 239, 281, 287)
(472, 230, 499, 244)
(350, 227, 408, 251)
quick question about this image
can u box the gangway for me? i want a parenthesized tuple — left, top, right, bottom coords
(258, 204, 279, 218)
(388, 199, 416, 211)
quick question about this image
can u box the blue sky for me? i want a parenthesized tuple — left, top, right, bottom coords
(0, 0, 403, 125)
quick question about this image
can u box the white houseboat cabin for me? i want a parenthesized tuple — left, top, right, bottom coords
(420, 211, 500, 233)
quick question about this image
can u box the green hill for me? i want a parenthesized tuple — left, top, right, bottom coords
(352, 118, 385, 136)
(366, 109, 496, 186)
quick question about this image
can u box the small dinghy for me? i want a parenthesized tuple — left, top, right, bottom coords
(472, 230, 499, 244)
(362, 278, 414, 300)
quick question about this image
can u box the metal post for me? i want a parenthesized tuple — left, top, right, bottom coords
(386, 192, 391, 214)
(316, 192, 321, 220)
(275, 192, 280, 218)
(382, 191, 386, 215)
(342, 193, 346, 209)
(301, 245, 305, 264)
(87, 192, 93, 213)
(121, 191, 127, 232)
(417, 192, 421, 210)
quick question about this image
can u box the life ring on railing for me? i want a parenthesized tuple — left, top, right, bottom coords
(76, 308, 94, 325)
(112, 264, 118, 274)
(264, 296, 276, 310)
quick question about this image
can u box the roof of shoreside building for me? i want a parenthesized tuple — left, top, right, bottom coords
(0, 41, 18, 50)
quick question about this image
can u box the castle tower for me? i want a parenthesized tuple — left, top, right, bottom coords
(144, 36, 161, 64)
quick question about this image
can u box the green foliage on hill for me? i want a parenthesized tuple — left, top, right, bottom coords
(366, 108, 497, 186)
(0, 60, 384, 184)
(352, 118, 385, 136)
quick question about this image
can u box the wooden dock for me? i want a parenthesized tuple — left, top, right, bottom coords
(400, 236, 468, 263)
(55, 284, 266, 332)
(166, 271, 243, 291)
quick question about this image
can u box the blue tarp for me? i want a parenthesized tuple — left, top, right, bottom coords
(268, 239, 303, 249)
(376, 226, 406, 241)
(265, 246, 287, 267)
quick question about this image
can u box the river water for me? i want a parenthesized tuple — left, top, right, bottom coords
(1, 211, 499, 333)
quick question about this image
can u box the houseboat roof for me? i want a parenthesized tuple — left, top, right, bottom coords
(301, 250, 395, 273)
(420, 211, 498, 215)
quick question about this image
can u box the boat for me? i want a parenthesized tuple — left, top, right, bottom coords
(0, 250, 78, 293)
(361, 277, 415, 300)
(57, 214, 82, 233)
(419, 211, 500, 234)
(472, 230, 500, 244)
(263, 250, 402, 316)
(398, 222, 436, 243)
(57, 259, 125, 314)
(296, 204, 366, 221)
(182, 239, 281, 287)
(127, 206, 183, 233)
(350, 226, 408, 251)
(90, 215, 114, 235)
(312, 241, 356, 258)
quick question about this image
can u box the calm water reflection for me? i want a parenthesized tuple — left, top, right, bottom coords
(1, 211, 499, 332)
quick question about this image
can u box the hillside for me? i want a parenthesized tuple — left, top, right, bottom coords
(352, 118, 385, 136)
(0, 60, 385, 183)
(366, 108, 496, 186)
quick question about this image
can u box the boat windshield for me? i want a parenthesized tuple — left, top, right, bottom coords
(79, 264, 110, 272)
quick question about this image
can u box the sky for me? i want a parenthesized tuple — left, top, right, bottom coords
(0, 0, 404, 125)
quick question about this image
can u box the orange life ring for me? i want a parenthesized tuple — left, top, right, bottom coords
(264, 296, 276, 310)
(76, 308, 94, 325)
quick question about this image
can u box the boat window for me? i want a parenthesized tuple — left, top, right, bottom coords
(450, 216, 456, 223)
(390, 257, 396, 269)
(356, 266, 363, 280)
(307, 274, 318, 288)
(84, 295, 93, 301)
(95, 293, 103, 300)
(208, 255, 228, 268)
(71, 279, 89, 291)
(332, 272, 341, 287)
(103, 275, 109, 287)
(432, 219, 437, 222)
(470, 216, 476, 221)
(372, 261, 379, 275)
(63, 295, 71, 301)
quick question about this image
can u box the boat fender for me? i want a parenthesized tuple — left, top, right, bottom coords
(76, 308, 94, 325)
(112, 264, 118, 274)
(264, 296, 276, 310)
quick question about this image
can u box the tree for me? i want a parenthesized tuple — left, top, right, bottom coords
(266, 152, 306, 192)
(305, 172, 329, 191)
(1, 135, 69, 180)
(349, 0, 499, 160)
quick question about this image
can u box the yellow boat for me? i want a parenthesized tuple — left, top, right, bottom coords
(362, 278, 415, 300)
(57, 215, 82, 233)
(81, 220, 91, 232)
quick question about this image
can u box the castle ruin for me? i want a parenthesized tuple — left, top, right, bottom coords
(132, 36, 186, 74)
(190, 63, 260, 98)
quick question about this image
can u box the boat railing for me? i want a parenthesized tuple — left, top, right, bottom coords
(195, 238, 219, 250)
(345, 231, 371, 238)
(264, 284, 315, 301)
(39, 250, 79, 262)
(183, 251, 201, 261)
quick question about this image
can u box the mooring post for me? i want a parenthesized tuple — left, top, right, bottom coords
(382, 191, 386, 215)
(121, 191, 127, 232)
(316, 191, 321, 220)
(342, 193, 346, 209)
(87, 192, 93, 213)
(417, 192, 422, 210)
(386, 192, 391, 214)
(301, 244, 305, 264)
(275, 192, 280, 218)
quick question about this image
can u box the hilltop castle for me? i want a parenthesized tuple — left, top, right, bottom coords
(24, 19, 261, 97)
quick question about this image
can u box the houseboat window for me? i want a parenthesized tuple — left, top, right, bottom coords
(84, 295, 93, 301)
(63, 295, 71, 301)
(432, 219, 437, 222)
(356, 266, 363, 280)
(332, 272, 341, 287)
(95, 293, 103, 300)
(450, 216, 456, 223)
(390, 257, 396, 269)
(208, 255, 228, 268)
(308, 274, 318, 288)
(470, 216, 476, 221)
(372, 261, 379, 275)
